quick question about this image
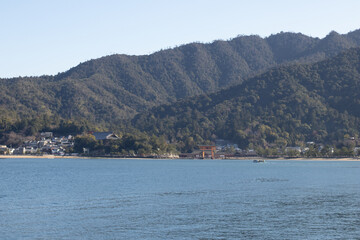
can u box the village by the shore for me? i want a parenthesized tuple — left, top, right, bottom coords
(1, 131, 360, 160)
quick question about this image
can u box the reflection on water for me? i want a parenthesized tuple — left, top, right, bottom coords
(0, 158, 359, 239)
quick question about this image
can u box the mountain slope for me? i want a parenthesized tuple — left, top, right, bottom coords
(132, 48, 360, 149)
(1, 29, 360, 125)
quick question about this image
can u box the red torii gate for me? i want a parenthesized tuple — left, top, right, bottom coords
(199, 145, 216, 159)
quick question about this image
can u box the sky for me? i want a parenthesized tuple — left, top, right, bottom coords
(1, 0, 360, 78)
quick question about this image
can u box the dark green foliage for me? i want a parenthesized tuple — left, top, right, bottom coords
(74, 133, 177, 155)
(74, 134, 97, 153)
(0, 116, 89, 137)
(0, 115, 91, 147)
(132, 48, 360, 150)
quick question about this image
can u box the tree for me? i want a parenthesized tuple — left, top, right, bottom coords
(74, 134, 97, 153)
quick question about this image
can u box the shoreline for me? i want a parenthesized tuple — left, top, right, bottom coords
(0, 155, 359, 161)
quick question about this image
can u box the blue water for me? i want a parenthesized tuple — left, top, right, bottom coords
(0, 158, 359, 239)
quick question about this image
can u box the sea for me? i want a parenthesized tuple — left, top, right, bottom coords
(0, 158, 359, 239)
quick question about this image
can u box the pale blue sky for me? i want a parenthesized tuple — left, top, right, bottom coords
(1, 0, 360, 78)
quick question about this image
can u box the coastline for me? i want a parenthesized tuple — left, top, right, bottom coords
(0, 155, 89, 159)
(220, 156, 360, 161)
(0, 155, 359, 161)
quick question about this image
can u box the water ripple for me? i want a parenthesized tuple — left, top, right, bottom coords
(255, 177, 289, 182)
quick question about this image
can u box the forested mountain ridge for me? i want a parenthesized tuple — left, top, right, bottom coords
(132, 48, 360, 150)
(1, 29, 360, 125)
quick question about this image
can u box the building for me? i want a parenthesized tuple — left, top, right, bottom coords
(40, 132, 53, 139)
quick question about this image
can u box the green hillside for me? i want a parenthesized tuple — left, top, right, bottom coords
(132, 48, 360, 151)
(1, 30, 360, 126)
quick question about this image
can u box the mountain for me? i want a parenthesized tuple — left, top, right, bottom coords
(1, 29, 360, 126)
(132, 48, 360, 150)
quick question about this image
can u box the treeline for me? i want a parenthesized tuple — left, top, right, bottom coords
(73, 133, 177, 156)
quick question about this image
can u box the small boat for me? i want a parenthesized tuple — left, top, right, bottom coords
(253, 159, 265, 163)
